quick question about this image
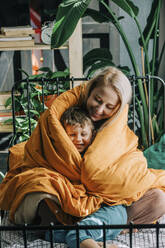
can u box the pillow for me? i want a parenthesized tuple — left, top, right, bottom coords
(143, 134, 165, 169)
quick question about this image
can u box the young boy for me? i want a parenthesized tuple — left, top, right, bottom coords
(60, 106, 95, 156)
(44, 106, 126, 248)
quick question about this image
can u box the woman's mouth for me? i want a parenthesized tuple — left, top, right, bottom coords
(90, 111, 101, 120)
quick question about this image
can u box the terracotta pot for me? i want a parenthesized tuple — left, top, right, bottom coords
(15, 110, 25, 116)
(40, 94, 58, 108)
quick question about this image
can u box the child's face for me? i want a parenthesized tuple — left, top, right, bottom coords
(65, 123, 93, 153)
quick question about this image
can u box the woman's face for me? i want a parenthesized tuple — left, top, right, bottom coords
(86, 85, 120, 121)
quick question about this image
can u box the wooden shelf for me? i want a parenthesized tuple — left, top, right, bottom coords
(0, 149, 9, 154)
(0, 21, 83, 77)
(0, 43, 68, 51)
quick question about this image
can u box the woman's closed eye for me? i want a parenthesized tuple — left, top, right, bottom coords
(95, 95, 116, 110)
(95, 96, 102, 104)
(106, 104, 115, 110)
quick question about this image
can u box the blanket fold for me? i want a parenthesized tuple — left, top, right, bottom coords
(1, 83, 165, 224)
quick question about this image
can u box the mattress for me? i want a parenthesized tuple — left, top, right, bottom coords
(1, 212, 165, 248)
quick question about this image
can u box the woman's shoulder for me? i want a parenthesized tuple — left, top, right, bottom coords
(47, 82, 88, 119)
(69, 82, 87, 95)
(54, 82, 88, 105)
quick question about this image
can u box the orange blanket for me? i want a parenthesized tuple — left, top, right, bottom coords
(1, 83, 165, 224)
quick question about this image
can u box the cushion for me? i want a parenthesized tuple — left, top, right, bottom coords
(144, 134, 165, 169)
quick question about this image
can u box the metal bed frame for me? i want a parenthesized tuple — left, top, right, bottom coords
(1, 221, 165, 248)
(10, 75, 165, 147)
(0, 75, 165, 248)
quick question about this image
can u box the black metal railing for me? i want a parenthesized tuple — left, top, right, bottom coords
(1, 217, 165, 248)
(10, 75, 165, 148)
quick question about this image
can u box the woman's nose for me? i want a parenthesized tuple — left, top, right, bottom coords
(96, 104, 104, 114)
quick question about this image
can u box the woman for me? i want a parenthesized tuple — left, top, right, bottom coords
(1, 66, 165, 247)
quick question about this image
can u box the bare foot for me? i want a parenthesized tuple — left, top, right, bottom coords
(97, 242, 118, 248)
(80, 239, 118, 248)
(120, 228, 138, 234)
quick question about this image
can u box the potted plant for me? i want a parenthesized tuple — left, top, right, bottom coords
(4, 67, 70, 144)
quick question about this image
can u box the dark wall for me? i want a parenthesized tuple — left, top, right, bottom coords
(0, 1, 30, 91)
(0, 1, 30, 27)
(0, 0, 59, 27)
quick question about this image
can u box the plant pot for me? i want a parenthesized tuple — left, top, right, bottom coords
(40, 94, 58, 108)
(15, 110, 25, 116)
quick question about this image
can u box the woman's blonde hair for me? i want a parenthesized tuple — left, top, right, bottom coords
(87, 66, 132, 105)
(85, 66, 132, 128)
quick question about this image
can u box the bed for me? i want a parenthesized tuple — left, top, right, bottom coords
(0, 74, 165, 248)
(1, 211, 165, 248)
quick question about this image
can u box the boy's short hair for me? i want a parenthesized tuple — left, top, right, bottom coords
(61, 106, 94, 131)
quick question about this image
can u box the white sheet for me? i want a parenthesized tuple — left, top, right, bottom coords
(1, 212, 165, 248)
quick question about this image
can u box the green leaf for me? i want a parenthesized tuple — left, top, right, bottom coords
(84, 7, 124, 24)
(51, 0, 91, 48)
(29, 109, 40, 117)
(3, 118, 12, 124)
(83, 48, 130, 77)
(28, 73, 46, 80)
(18, 68, 29, 77)
(138, 0, 160, 46)
(38, 67, 52, 73)
(110, 0, 139, 18)
(51, 71, 70, 79)
(19, 134, 30, 142)
(83, 48, 113, 72)
(84, 8, 111, 23)
(86, 61, 115, 78)
(118, 66, 131, 76)
(4, 96, 12, 108)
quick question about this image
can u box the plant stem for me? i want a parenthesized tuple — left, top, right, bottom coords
(101, 0, 149, 135)
(151, 0, 162, 76)
(150, 0, 162, 122)
(157, 40, 165, 71)
(134, 17, 150, 75)
(101, 1, 138, 75)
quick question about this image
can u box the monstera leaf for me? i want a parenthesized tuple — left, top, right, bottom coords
(51, 0, 139, 48)
(110, 0, 138, 18)
(51, 0, 91, 48)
